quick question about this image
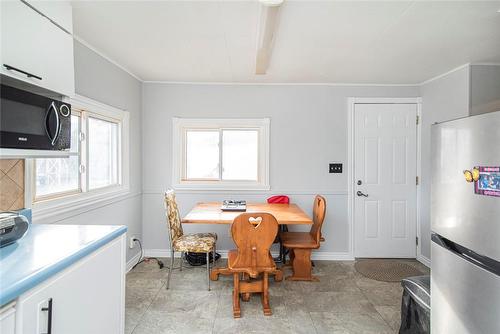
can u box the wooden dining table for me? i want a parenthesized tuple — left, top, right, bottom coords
(182, 202, 313, 281)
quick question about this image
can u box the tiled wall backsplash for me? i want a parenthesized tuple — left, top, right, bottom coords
(0, 159, 25, 211)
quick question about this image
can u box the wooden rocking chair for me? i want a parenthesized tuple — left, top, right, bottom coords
(227, 212, 279, 318)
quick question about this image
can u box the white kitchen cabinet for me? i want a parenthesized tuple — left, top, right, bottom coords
(15, 235, 126, 334)
(0, 0, 75, 96)
(0, 303, 16, 334)
(24, 0, 73, 33)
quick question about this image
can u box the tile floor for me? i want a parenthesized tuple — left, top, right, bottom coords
(125, 258, 429, 334)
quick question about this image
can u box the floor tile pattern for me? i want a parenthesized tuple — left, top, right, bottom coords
(126, 258, 429, 334)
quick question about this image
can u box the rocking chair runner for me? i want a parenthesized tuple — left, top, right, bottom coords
(227, 212, 280, 318)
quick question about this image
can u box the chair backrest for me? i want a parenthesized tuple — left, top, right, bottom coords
(309, 195, 326, 246)
(230, 212, 278, 276)
(164, 189, 184, 245)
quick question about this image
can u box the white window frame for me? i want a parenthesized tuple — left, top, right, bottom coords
(172, 118, 270, 191)
(26, 94, 130, 222)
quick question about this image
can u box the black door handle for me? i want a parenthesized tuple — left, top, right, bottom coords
(41, 298, 53, 334)
(357, 191, 368, 197)
(3, 64, 42, 80)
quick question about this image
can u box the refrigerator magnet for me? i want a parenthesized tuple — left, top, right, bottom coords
(474, 166, 500, 197)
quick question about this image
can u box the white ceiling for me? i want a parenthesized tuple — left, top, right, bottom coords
(72, 1, 500, 84)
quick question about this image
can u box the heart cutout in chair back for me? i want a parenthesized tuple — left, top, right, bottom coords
(248, 216, 263, 228)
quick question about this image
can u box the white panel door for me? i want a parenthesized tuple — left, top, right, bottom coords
(354, 103, 417, 257)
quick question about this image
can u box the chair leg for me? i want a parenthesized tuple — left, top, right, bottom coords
(166, 249, 174, 289)
(262, 272, 272, 316)
(179, 251, 183, 271)
(206, 252, 211, 291)
(233, 273, 241, 318)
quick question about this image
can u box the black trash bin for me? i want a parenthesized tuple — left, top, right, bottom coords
(399, 275, 430, 334)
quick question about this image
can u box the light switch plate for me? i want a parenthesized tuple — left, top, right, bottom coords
(329, 163, 343, 173)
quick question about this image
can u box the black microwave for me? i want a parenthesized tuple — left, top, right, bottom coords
(0, 84, 71, 150)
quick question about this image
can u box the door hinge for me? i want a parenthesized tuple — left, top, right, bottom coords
(416, 237, 419, 246)
(416, 176, 419, 185)
(416, 115, 420, 125)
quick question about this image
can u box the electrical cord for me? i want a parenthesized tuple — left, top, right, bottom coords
(130, 238, 194, 271)
(131, 238, 164, 270)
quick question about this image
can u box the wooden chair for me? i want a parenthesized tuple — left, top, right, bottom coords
(280, 195, 326, 281)
(164, 189, 217, 290)
(227, 212, 279, 318)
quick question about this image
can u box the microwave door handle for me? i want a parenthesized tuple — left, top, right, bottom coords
(45, 102, 60, 146)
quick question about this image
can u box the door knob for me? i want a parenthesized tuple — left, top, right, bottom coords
(356, 191, 368, 197)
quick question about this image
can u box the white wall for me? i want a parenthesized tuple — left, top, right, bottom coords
(470, 64, 500, 116)
(35, 41, 143, 262)
(141, 83, 419, 257)
(419, 66, 470, 260)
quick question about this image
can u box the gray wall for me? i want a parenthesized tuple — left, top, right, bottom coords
(141, 83, 419, 256)
(42, 41, 143, 262)
(470, 64, 500, 116)
(419, 66, 470, 259)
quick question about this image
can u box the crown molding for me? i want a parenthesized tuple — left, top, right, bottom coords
(419, 63, 470, 86)
(73, 35, 144, 82)
(142, 80, 419, 87)
(72, 35, 498, 88)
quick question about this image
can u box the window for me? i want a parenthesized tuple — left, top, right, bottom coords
(33, 96, 128, 203)
(172, 118, 270, 190)
(35, 114, 81, 198)
(88, 117, 119, 189)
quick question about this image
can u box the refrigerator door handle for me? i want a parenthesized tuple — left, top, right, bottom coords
(432, 233, 500, 277)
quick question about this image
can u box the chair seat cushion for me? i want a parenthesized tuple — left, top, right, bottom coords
(173, 233, 217, 252)
(280, 232, 318, 249)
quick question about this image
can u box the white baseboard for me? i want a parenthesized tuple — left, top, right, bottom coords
(126, 251, 142, 273)
(144, 249, 354, 261)
(417, 254, 431, 268)
(311, 252, 354, 261)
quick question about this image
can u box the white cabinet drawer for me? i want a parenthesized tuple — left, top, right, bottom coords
(1, 0, 75, 97)
(15, 236, 126, 334)
(0, 304, 16, 334)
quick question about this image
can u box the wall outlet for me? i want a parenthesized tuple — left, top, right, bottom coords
(129, 236, 136, 249)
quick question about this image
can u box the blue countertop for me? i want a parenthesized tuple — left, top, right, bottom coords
(0, 224, 127, 307)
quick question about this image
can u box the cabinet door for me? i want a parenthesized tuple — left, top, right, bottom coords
(40, 14, 75, 97)
(1, 1, 75, 96)
(24, 1, 73, 33)
(16, 236, 126, 334)
(0, 305, 16, 334)
(1, 0, 45, 85)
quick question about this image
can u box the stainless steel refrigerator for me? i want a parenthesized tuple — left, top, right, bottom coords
(431, 110, 500, 333)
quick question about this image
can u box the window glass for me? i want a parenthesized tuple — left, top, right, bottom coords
(88, 117, 119, 189)
(35, 115, 80, 198)
(35, 156, 80, 197)
(222, 130, 258, 180)
(185, 130, 219, 179)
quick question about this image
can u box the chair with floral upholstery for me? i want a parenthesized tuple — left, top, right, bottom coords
(164, 189, 217, 290)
